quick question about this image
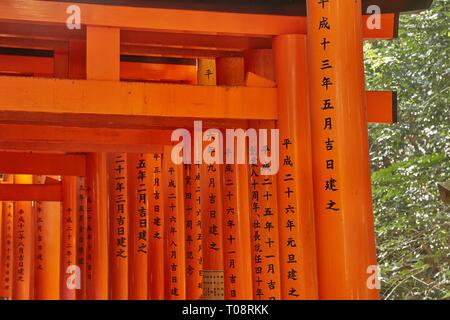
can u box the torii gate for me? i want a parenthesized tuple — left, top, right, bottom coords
(0, 0, 432, 300)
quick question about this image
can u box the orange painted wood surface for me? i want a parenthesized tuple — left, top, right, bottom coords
(33, 175, 61, 300)
(184, 164, 203, 300)
(0, 1, 396, 40)
(147, 153, 165, 300)
(12, 174, 33, 300)
(85, 153, 109, 300)
(0, 76, 278, 121)
(0, 184, 62, 201)
(0, 152, 86, 176)
(127, 153, 149, 300)
(108, 153, 129, 300)
(162, 146, 186, 299)
(273, 35, 319, 299)
(307, 0, 379, 300)
(60, 176, 78, 300)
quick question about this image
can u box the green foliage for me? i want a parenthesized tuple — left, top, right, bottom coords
(365, 0, 450, 299)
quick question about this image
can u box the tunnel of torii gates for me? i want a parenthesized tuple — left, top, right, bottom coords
(0, 0, 433, 300)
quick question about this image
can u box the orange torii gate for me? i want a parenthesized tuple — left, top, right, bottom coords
(0, 0, 432, 300)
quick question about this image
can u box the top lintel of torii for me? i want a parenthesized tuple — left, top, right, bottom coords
(42, 0, 433, 16)
(0, 0, 434, 41)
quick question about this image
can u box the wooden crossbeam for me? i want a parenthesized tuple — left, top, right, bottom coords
(0, 124, 170, 153)
(367, 91, 397, 124)
(0, 54, 53, 76)
(0, 184, 62, 201)
(0, 1, 397, 40)
(0, 76, 278, 120)
(0, 151, 86, 176)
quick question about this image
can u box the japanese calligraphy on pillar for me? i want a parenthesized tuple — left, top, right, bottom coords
(128, 153, 149, 299)
(184, 164, 203, 299)
(76, 177, 87, 299)
(61, 177, 77, 300)
(202, 137, 225, 300)
(109, 153, 128, 299)
(222, 164, 239, 299)
(63, 202, 75, 276)
(112, 153, 128, 260)
(249, 142, 281, 300)
(85, 178, 94, 284)
(316, 0, 340, 214)
(163, 147, 186, 300)
(279, 136, 303, 298)
(148, 153, 165, 299)
(1, 202, 14, 299)
(12, 175, 34, 299)
(135, 154, 148, 257)
(35, 201, 44, 272)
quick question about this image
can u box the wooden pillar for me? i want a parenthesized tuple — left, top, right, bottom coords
(85, 25, 120, 300)
(108, 153, 129, 300)
(76, 177, 87, 300)
(273, 34, 319, 299)
(307, 0, 379, 299)
(197, 59, 225, 300)
(127, 153, 149, 300)
(86, 26, 120, 81)
(215, 57, 252, 300)
(148, 153, 165, 299)
(60, 176, 78, 300)
(245, 52, 282, 300)
(68, 38, 87, 300)
(12, 174, 33, 300)
(163, 146, 186, 299)
(54, 48, 69, 79)
(244, 50, 275, 83)
(85, 153, 109, 300)
(68, 40, 86, 80)
(216, 57, 245, 86)
(33, 175, 61, 300)
(0, 174, 14, 300)
(184, 163, 203, 300)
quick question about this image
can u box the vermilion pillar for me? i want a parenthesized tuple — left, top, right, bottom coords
(148, 153, 165, 300)
(273, 34, 319, 299)
(307, 0, 379, 299)
(33, 175, 61, 300)
(184, 163, 203, 300)
(85, 25, 120, 299)
(198, 59, 225, 300)
(85, 153, 109, 300)
(108, 153, 129, 300)
(0, 174, 14, 300)
(216, 58, 253, 300)
(12, 174, 33, 300)
(76, 177, 87, 300)
(163, 146, 186, 300)
(61, 176, 78, 300)
(128, 153, 149, 300)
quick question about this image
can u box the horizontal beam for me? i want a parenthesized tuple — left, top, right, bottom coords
(0, 184, 62, 201)
(367, 91, 397, 124)
(121, 31, 270, 51)
(0, 1, 396, 39)
(0, 0, 304, 37)
(0, 124, 171, 153)
(41, 0, 433, 15)
(0, 76, 278, 120)
(121, 44, 241, 59)
(120, 61, 197, 83)
(0, 152, 86, 176)
(0, 54, 53, 76)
